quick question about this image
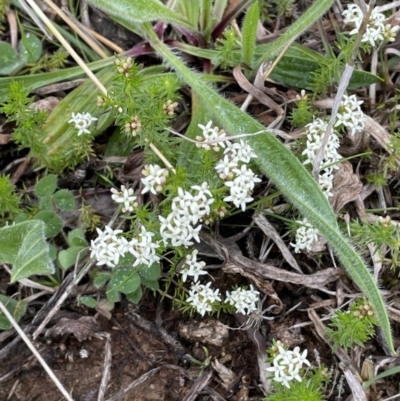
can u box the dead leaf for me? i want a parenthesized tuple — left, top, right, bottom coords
(30, 96, 60, 114)
(211, 359, 236, 389)
(45, 316, 100, 342)
(178, 319, 229, 347)
(0, 134, 11, 145)
(330, 162, 363, 213)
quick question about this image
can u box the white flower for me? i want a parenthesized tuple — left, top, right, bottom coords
(68, 112, 98, 136)
(342, 4, 391, 47)
(223, 186, 254, 212)
(383, 23, 400, 42)
(196, 121, 227, 151)
(318, 171, 334, 198)
(225, 285, 260, 315)
(111, 185, 138, 213)
(90, 226, 125, 268)
(215, 155, 238, 179)
(170, 184, 214, 226)
(290, 218, 320, 253)
(128, 226, 160, 267)
(179, 250, 207, 282)
(223, 165, 261, 211)
(335, 94, 364, 136)
(266, 345, 310, 389)
(186, 282, 221, 316)
(224, 139, 257, 163)
(141, 164, 169, 195)
(159, 212, 202, 247)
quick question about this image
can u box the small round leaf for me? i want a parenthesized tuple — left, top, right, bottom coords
(19, 33, 42, 64)
(53, 189, 75, 210)
(35, 210, 62, 237)
(35, 175, 58, 197)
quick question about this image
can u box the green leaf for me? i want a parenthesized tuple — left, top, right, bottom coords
(39, 195, 52, 211)
(126, 286, 143, 304)
(68, 228, 88, 247)
(0, 295, 27, 330)
(79, 296, 97, 308)
(142, 23, 395, 354)
(9, 221, 54, 282)
(93, 272, 112, 288)
(19, 33, 42, 64)
(34, 211, 63, 238)
(0, 57, 114, 102)
(48, 243, 57, 261)
(267, 44, 382, 90)
(35, 174, 58, 197)
(139, 262, 161, 281)
(107, 268, 141, 295)
(105, 284, 120, 303)
(87, 0, 193, 31)
(0, 42, 25, 76)
(58, 246, 88, 270)
(140, 277, 159, 290)
(53, 189, 75, 211)
(241, 1, 259, 65)
(253, 0, 334, 71)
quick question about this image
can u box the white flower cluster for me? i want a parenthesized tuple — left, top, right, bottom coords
(159, 182, 214, 247)
(266, 345, 311, 389)
(186, 282, 222, 316)
(302, 118, 342, 198)
(128, 226, 161, 267)
(90, 226, 126, 268)
(197, 121, 227, 152)
(111, 185, 138, 213)
(335, 94, 365, 136)
(290, 217, 320, 253)
(179, 249, 207, 282)
(141, 164, 169, 195)
(225, 285, 260, 315)
(69, 112, 98, 136)
(216, 139, 261, 211)
(293, 115, 343, 253)
(342, 4, 399, 47)
(90, 225, 160, 268)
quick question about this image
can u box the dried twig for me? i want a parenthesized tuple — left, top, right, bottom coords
(0, 301, 75, 401)
(97, 333, 112, 401)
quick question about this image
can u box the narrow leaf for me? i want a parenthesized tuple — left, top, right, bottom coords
(87, 0, 193, 31)
(253, 0, 334, 71)
(241, 1, 259, 65)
